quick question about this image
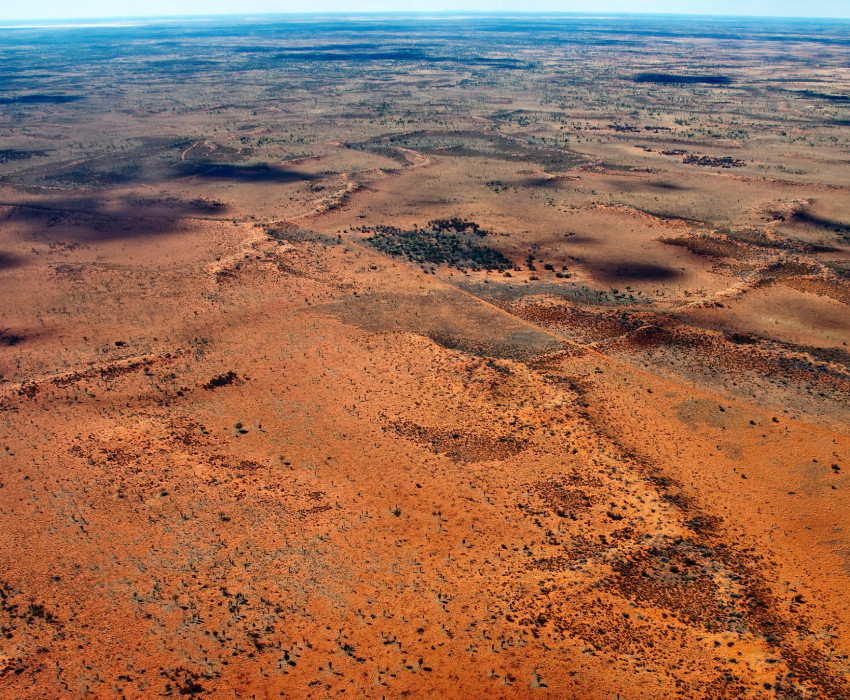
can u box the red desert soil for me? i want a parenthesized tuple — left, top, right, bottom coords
(1, 190, 848, 698)
(1, 14, 850, 700)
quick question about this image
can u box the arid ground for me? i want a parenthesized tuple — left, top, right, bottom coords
(1, 14, 849, 698)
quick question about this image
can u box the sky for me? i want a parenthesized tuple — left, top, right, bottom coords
(1, 0, 849, 21)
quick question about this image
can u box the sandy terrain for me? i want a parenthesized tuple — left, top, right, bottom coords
(0, 14, 849, 699)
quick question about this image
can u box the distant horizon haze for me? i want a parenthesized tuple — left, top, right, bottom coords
(2, 1, 850, 21)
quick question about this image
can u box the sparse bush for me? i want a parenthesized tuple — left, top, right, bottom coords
(366, 224, 511, 271)
(203, 371, 237, 390)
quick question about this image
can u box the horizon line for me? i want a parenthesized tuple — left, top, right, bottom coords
(3, 10, 850, 25)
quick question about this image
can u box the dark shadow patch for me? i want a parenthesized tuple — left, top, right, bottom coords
(590, 260, 681, 283)
(0, 200, 200, 244)
(0, 251, 22, 269)
(633, 73, 732, 85)
(0, 149, 49, 164)
(648, 180, 689, 191)
(791, 89, 850, 103)
(602, 178, 691, 194)
(522, 176, 572, 189)
(0, 94, 84, 105)
(0, 329, 24, 346)
(10, 140, 266, 190)
(790, 207, 850, 234)
(119, 195, 229, 216)
(727, 332, 759, 345)
(557, 234, 597, 245)
(174, 162, 316, 183)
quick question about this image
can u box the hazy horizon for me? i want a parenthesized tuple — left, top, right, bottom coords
(2, 1, 850, 22)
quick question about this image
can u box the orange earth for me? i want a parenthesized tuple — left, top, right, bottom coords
(0, 14, 849, 699)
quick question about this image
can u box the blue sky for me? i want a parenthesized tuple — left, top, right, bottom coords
(2, 0, 849, 20)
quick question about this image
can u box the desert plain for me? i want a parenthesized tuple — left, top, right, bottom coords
(0, 13, 850, 698)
